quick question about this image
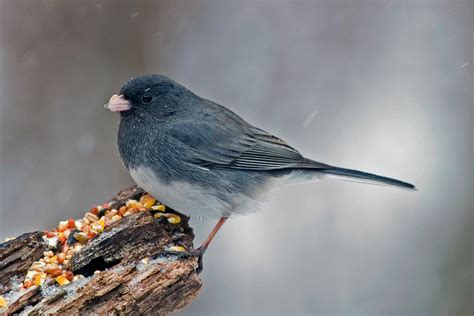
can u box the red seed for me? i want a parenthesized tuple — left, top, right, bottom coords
(67, 218, 75, 229)
(90, 207, 99, 215)
(51, 269, 62, 277)
(58, 236, 66, 244)
(65, 271, 74, 281)
(46, 231, 55, 238)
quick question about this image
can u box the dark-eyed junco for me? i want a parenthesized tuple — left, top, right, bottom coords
(105, 74, 415, 256)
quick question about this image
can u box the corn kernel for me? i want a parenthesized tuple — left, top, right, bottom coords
(91, 220, 104, 233)
(55, 275, 70, 286)
(152, 204, 166, 212)
(0, 295, 7, 307)
(139, 194, 156, 209)
(153, 213, 164, 219)
(165, 214, 181, 224)
(33, 272, 46, 286)
(169, 245, 186, 252)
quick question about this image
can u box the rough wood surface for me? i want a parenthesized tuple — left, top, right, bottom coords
(0, 186, 202, 315)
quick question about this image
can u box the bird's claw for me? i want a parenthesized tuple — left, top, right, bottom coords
(160, 246, 207, 274)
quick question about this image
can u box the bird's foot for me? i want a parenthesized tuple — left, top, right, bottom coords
(161, 246, 207, 274)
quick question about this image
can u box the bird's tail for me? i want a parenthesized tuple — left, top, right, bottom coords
(315, 166, 416, 190)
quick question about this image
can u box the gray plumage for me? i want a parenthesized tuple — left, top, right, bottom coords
(114, 74, 415, 218)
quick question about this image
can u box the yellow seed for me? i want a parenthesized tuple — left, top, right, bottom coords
(55, 275, 70, 286)
(165, 214, 181, 224)
(139, 194, 156, 209)
(151, 204, 166, 212)
(33, 272, 46, 286)
(91, 220, 104, 233)
(0, 295, 7, 308)
(153, 213, 164, 219)
(169, 245, 186, 252)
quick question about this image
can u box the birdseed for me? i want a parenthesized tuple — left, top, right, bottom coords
(18, 193, 182, 290)
(0, 295, 7, 308)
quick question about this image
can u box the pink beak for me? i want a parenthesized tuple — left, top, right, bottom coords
(104, 94, 131, 112)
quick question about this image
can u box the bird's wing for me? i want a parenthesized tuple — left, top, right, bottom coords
(168, 107, 329, 171)
(224, 126, 328, 170)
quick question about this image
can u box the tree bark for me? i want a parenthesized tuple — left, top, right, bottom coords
(0, 186, 202, 315)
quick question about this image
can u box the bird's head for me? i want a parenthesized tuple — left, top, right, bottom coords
(105, 74, 189, 119)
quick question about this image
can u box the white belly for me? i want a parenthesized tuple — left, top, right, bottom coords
(129, 166, 235, 218)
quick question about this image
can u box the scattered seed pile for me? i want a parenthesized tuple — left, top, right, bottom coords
(0, 193, 184, 308)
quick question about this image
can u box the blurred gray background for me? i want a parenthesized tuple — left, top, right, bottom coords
(0, 0, 472, 315)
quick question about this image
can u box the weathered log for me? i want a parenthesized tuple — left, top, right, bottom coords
(0, 186, 202, 315)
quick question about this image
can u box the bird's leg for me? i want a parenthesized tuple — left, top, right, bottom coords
(193, 216, 228, 273)
(163, 216, 228, 273)
(197, 216, 228, 253)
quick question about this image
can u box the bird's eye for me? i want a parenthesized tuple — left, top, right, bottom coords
(141, 95, 153, 104)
